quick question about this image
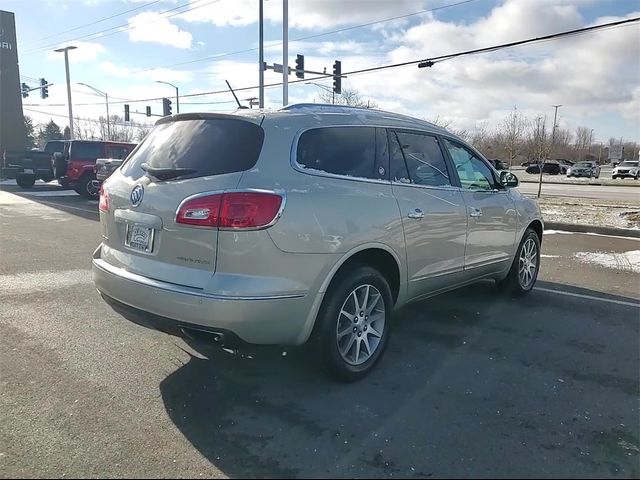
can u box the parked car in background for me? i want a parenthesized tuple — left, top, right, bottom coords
(93, 105, 543, 381)
(556, 159, 573, 174)
(53, 140, 136, 198)
(525, 161, 561, 175)
(566, 161, 600, 178)
(1, 140, 70, 188)
(612, 160, 639, 180)
(488, 158, 509, 171)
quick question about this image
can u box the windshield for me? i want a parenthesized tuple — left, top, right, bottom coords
(620, 161, 639, 167)
(121, 118, 264, 181)
(575, 162, 592, 167)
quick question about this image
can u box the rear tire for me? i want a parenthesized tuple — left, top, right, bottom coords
(16, 174, 36, 189)
(496, 228, 541, 297)
(74, 174, 100, 199)
(313, 265, 393, 382)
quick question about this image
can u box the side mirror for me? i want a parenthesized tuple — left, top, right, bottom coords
(500, 170, 519, 188)
(52, 151, 67, 161)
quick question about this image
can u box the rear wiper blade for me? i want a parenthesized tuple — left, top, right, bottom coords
(141, 163, 197, 181)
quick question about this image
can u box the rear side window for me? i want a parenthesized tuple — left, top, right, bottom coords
(106, 146, 133, 160)
(296, 127, 386, 181)
(70, 142, 103, 158)
(121, 118, 264, 180)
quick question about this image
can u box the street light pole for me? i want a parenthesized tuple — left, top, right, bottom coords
(306, 82, 335, 103)
(282, 0, 288, 106)
(78, 83, 110, 140)
(156, 81, 179, 113)
(258, 0, 264, 108)
(54, 46, 77, 139)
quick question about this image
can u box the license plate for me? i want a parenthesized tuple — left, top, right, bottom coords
(24, 169, 34, 174)
(125, 224, 154, 252)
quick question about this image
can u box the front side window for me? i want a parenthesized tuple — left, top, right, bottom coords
(389, 131, 451, 187)
(296, 127, 385, 181)
(443, 139, 496, 191)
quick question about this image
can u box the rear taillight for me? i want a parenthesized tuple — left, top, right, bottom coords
(99, 185, 109, 213)
(176, 192, 283, 229)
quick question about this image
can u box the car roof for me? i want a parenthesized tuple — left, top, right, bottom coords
(159, 104, 454, 137)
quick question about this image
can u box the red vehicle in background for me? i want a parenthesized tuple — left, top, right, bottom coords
(53, 140, 136, 199)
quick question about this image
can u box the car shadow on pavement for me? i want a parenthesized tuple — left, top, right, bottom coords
(0, 182, 99, 222)
(158, 280, 640, 478)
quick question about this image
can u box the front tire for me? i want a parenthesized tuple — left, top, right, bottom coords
(314, 265, 393, 382)
(16, 174, 36, 189)
(496, 228, 541, 296)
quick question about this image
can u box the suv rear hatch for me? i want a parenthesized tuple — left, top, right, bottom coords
(99, 113, 265, 289)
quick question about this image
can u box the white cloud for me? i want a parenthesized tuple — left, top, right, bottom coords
(180, 0, 428, 29)
(99, 61, 194, 83)
(46, 41, 106, 63)
(127, 11, 193, 49)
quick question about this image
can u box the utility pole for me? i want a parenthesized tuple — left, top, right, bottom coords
(54, 46, 77, 139)
(282, 0, 288, 106)
(538, 105, 561, 199)
(258, 0, 264, 108)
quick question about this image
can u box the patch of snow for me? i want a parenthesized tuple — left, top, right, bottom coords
(544, 230, 574, 235)
(574, 250, 640, 273)
(541, 254, 560, 258)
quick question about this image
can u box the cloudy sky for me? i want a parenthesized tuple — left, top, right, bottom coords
(6, 0, 640, 142)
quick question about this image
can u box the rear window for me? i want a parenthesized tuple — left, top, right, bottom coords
(296, 127, 386, 181)
(121, 118, 264, 180)
(44, 141, 67, 154)
(70, 141, 103, 159)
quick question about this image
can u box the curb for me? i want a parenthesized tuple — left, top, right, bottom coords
(545, 221, 640, 238)
(519, 179, 639, 188)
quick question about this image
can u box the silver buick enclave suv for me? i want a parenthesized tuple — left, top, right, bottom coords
(93, 104, 543, 381)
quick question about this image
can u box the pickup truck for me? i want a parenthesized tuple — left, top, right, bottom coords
(3, 139, 136, 199)
(1, 140, 69, 188)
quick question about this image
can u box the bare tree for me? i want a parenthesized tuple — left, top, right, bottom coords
(317, 87, 378, 108)
(499, 106, 527, 169)
(528, 115, 551, 198)
(73, 117, 96, 140)
(574, 126, 592, 159)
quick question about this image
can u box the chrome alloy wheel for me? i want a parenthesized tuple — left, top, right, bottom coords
(336, 284, 386, 366)
(518, 237, 538, 289)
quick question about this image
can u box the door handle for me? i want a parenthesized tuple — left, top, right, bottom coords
(407, 208, 425, 219)
(469, 207, 483, 218)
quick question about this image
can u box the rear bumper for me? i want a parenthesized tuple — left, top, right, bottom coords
(92, 245, 317, 346)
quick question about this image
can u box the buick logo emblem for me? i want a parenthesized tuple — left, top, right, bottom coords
(130, 185, 144, 206)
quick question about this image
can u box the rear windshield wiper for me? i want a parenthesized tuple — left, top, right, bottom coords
(141, 163, 197, 181)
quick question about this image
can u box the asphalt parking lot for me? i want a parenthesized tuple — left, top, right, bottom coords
(1, 182, 639, 478)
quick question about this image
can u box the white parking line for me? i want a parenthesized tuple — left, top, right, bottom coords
(534, 287, 640, 308)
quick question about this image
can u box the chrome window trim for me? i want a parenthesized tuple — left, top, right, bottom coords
(290, 124, 459, 186)
(174, 188, 287, 231)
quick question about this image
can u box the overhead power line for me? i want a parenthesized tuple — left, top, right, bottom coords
(22, 0, 162, 48)
(25, 17, 640, 108)
(116, 0, 478, 76)
(22, 0, 222, 55)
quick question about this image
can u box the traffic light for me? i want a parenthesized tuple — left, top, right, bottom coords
(332, 60, 341, 95)
(21, 83, 29, 98)
(162, 97, 172, 116)
(146, 106, 151, 117)
(124, 104, 130, 122)
(295, 54, 304, 79)
(40, 78, 49, 99)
